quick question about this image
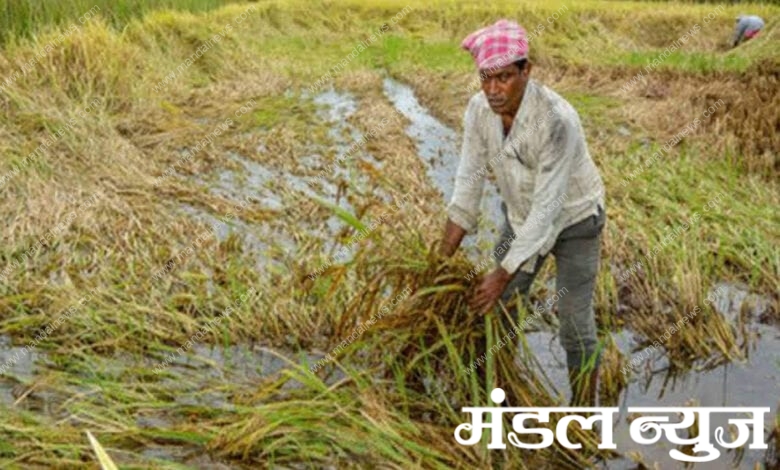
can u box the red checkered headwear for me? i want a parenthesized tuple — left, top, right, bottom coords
(461, 19, 529, 70)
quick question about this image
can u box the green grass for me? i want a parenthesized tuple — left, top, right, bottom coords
(377, 36, 472, 71)
(0, 0, 248, 44)
(561, 92, 623, 127)
(613, 50, 754, 73)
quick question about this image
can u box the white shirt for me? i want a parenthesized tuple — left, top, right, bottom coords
(447, 79, 605, 274)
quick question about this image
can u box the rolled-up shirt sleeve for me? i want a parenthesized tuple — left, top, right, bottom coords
(500, 116, 576, 274)
(447, 98, 487, 233)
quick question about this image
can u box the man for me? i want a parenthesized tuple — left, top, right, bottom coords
(732, 15, 765, 48)
(438, 20, 606, 406)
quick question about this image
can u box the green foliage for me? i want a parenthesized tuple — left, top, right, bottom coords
(0, 0, 247, 44)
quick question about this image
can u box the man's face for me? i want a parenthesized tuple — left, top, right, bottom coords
(480, 62, 531, 115)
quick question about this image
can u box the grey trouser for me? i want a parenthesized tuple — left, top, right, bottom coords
(493, 203, 606, 372)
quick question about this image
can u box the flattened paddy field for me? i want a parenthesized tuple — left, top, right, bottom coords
(0, 0, 778, 468)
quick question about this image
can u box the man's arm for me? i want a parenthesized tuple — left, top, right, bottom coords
(439, 219, 467, 257)
(441, 97, 488, 256)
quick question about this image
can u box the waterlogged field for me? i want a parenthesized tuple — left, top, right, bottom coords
(0, 0, 778, 468)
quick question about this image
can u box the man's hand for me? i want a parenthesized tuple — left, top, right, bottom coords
(470, 267, 512, 315)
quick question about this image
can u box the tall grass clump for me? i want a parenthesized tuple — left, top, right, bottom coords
(0, 0, 247, 44)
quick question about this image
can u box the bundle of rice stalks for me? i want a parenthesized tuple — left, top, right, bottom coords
(357, 245, 557, 407)
(209, 233, 617, 468)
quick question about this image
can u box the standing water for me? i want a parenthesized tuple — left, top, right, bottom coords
(382, 77, 504, 258)
(184, 88, 388, 263)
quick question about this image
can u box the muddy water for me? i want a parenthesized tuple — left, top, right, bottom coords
(188, 88, 391, 264)
(0, 336, 305, 468)
(309, 89, 379, 245)
(382, 77, 504, 256)
(207, 151, 283, 211)
(0, 335, 42, 408)
(381, 78, 460, 199)
(382, 78, 780, 468)
(527, 325, 779, 468)
(711, 281, 775, 325)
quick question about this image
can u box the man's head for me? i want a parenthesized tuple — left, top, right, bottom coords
(461, 19, 530, 115)
(480, 59, 532, 115)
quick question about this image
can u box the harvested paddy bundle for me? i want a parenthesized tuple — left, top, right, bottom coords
(212, 234, 613, 469)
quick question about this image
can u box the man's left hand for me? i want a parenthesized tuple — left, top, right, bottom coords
(470, 267, 512, 315)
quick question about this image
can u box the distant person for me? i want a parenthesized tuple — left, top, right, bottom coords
(732, 15, 764, 48)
